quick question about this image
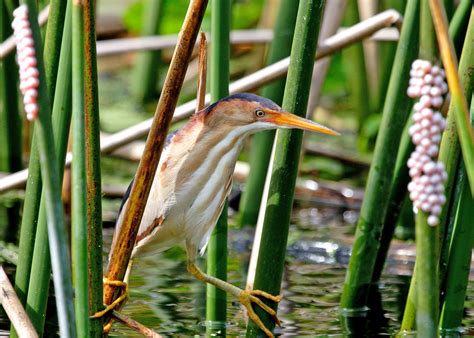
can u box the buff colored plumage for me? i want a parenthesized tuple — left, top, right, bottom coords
(108, 93, 338, 336)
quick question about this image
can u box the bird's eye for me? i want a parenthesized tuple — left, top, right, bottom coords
(255, 109, 265, 118)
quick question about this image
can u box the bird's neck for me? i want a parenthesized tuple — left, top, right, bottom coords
(163, 119, 254, 189)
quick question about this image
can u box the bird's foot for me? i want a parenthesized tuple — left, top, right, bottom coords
(239, 289, 282, 337)
(90, 278, 128, 319)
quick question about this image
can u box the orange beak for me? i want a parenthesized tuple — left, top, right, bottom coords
(264, 110, 339, 136)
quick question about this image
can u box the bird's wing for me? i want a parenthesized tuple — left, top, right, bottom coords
(198, 173, 234, 255)
(109, 131, 178, 260)
(117, 176, 134, 218)
(221, 173, 233, 210)
(108, 178, 134, 262)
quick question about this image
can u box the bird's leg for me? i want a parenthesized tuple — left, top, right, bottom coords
(187, 258, 281, 337)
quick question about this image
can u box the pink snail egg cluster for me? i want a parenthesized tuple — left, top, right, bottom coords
(406, 59, 448, 227)
(407, 59, 448, 106)
(11, 5, 39, 121)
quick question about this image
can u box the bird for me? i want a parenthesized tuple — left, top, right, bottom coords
(103, 93, 338, 336)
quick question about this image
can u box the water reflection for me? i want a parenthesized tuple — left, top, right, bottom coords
(107, 206, 474, 336)
(1, 204, 468, 336)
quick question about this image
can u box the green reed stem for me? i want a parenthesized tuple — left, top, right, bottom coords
(20, 0, 76, 337)
(430, 0, 474, 193)
(0, 2, 22, 243)
(439, 100, 474, 331)
(415, 213, 439, 337)
(342, 0, 371, 134)
(13, 0, 67, 308)
(401, 4, 474, 333)
(22, 6, 72, 337)
(438, 5, 473, 291)
(206, 0, 230, 331)
(420, 0, 438, 60)
(206, 206, 228, 332)
(132, 0, 163, 103)
(71, 0, 89, 336)
(373, 0, 472, 284)
(43, 0, 66, 99)
(246, 1, 325, 336)
(414, 1, 440, 335)
(376, 0, 407, 114)
(24, 205, 51, 337)
(83, 0, 103, 335)
(443, 0, 455, 20)
(238, 0, 299, 228)
(371, 109, 415, 282)
(339, 0, 419, 320)
(448, 0, 472, 55)
(400, 269, 417, 332)
(4, 0, 18, 14)
(103, 0, 208, 312)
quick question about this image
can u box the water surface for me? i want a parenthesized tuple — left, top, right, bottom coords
(106, 205, 474, 337)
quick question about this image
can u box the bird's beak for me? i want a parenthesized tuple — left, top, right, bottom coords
(265, 110, 339, 136)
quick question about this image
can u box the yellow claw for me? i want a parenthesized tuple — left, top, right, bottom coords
(239, 289, 282, 337)
(90, 278, 128, 319)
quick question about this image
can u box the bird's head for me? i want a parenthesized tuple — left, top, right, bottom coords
(201, 93, 339, 136)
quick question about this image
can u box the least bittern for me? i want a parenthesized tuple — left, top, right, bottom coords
(105, 93, 338, 336)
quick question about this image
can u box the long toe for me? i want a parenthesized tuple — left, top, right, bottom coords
(239, 290, 282, 337)
(249, 289, 282, 303)
(90, 294, 125, 319)
(90, 280, 128, 319)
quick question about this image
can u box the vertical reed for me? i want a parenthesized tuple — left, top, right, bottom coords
(409, 2, 440, 335)
(238, 0, 299, 227)
(19, 0, 76, 336)
(71, 0, 89, 335)
(13, 0, 67, 307)
(206, 209, 228, 332)
(0, 2, 22, 243)
(24, 205, 50, 336)
(401, 7, 473, 333)
(373, 0, 471, 284)
(43, 0, 67, 99)
(448, 0, 472, 54)
(103, 0, 209, 311)
(4, 0, 18, 13)
(439, 9, 473, 330)
(439, 4, 473, 269)
(377, 0, 406, 114)
(439, 158, 474, 331)
(83, 0, 103, 335)
(415, 207, 439, 337)
(371, 109, 415, 282)
(246, 0, 326, 335)
(339, 0, 419, 323)
(408, 6, 441, 337)
(132, 0, 163, 103)
(436, 4, 473, 283)
(20, 5, 72, 336)
(342, 0, 371, 133)
(430, 0, 474, 191)
(206, 0, 230, 331)
(415, 0, 474, 330)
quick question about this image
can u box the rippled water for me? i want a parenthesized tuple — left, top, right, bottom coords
(104, 205, 474, 337)
(1, 203, 472, 337)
